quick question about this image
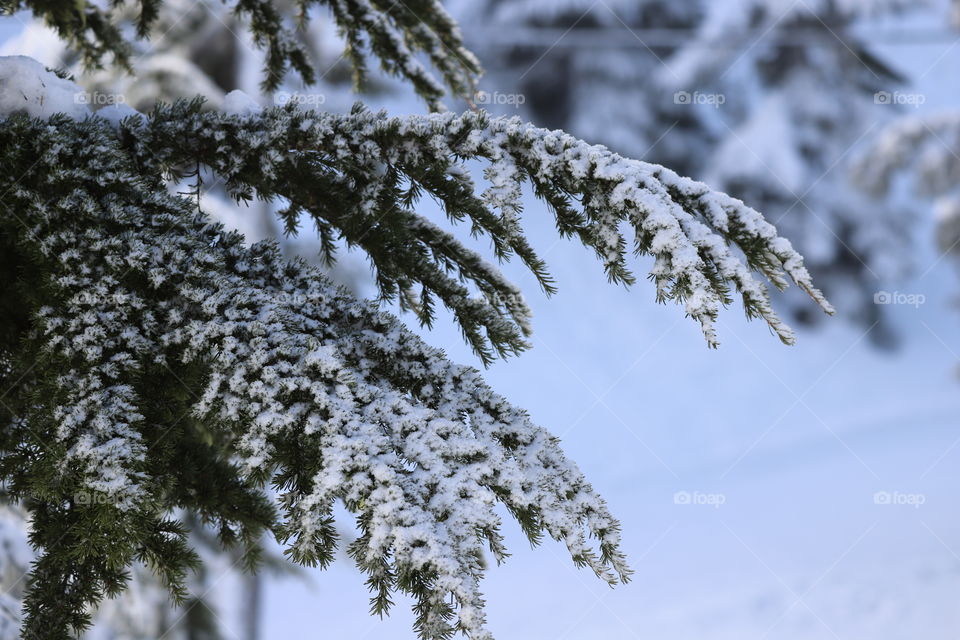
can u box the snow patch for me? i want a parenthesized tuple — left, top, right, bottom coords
(95, 103, 144, 129)
(222, 89, 261, 116)
(0, 55, 89, 121)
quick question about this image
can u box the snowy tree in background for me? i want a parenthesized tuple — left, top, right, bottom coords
(455, 0, 920, 346)
(0, 1, 832, 638)
(451, 0, 708, 175)
(855, 112, 960, 267)
(675, 0, 918, 347)
(851, 6, 960, 300)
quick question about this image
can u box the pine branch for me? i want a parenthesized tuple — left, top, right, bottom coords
(123, 101, 832, 363)
(0, 33, 837, 636)
(1, 112, 634, 638)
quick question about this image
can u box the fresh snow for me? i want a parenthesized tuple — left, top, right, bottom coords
(0, 55, 89, 120)
(222, 89, 261, 116)
(95, 103, 143, 128)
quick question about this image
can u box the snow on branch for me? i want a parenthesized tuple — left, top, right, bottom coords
(125, 101, 832, 360)
(0, 110, 628, 639)
(0, 55, 830, 639)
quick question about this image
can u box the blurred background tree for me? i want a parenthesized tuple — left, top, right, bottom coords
(450, 0, 940, 347)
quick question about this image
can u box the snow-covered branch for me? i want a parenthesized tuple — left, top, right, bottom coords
(0, 109, 631, 639)
(123, 100, 832, 360)
(0, 55, 831, 639)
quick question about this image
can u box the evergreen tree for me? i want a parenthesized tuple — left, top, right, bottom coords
(2, 4, 352, 636)
(2, 0, 360, 255)
(0, 1, 831, 638)
(855, 111, 960, 264)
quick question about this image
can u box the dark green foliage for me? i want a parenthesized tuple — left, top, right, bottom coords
(0, 0, 481, 105)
